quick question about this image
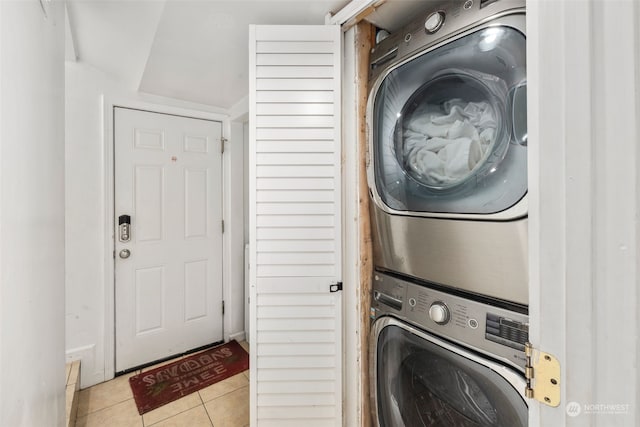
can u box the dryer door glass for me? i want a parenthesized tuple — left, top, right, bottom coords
(372, 26, 527, 214)
(375, 324, 527, 427)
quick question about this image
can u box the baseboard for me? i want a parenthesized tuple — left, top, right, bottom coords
(229, 331, 246, 343)
(66, 343, 103, 388)
(81, 370, 106, 389)
(65, 343, 95, 363)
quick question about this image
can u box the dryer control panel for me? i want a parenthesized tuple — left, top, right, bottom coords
(371, 271, 529, 370)
(369, 0, 526, 83)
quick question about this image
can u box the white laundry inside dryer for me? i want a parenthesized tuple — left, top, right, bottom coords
(370, 25, 528, 215)
(403, 99, 497, 185)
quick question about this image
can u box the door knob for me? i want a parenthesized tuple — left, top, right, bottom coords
(119, 249, 131, 259)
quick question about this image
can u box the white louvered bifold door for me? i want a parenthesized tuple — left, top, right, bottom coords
(249, 25, 342, 427)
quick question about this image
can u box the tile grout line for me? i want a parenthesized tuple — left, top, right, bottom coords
(135, 369, 144, 427)
(77, 395, 133, 420)
(143, 373, 250, 426)
(78, 363, 249, 426)
(140, 392, 146, 427)
(144, 392, 207, 427)
(75, 397, 138, 425)
(205, 384, 250, 427)
(76, 371, 140, 420)
(199, 370, 250, 405)
(198, 389, 215, 426)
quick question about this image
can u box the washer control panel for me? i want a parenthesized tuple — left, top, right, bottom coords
(485, 313, 529, 350)
(372, 271, 529, 369)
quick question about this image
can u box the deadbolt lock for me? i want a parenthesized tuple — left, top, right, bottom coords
(119, 214, 131, 242)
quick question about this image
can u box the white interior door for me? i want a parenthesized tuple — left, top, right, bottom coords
(114, 107, 224, 372)
(528, 1, 640, 425)
(249, 25, 342, 426)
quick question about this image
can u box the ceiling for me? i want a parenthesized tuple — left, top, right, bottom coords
(66, 0, 428, 110)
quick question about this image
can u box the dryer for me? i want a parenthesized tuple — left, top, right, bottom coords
(367, 0, 528, 304)
(370, 272, 529, 426)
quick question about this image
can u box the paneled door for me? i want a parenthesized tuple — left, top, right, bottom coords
(114, 107, 223, 372)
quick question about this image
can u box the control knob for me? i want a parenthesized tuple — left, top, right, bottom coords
(429, 301, 450, 325)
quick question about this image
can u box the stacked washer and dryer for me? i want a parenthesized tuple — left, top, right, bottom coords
(367, 0, 530, 426)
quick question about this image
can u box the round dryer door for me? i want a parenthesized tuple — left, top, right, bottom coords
(371, 25, 527, 216)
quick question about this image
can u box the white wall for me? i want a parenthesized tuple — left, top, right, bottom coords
(0, 1, 66, 426)
(65, 61, 246, 388)
(65, 61, 112, 389)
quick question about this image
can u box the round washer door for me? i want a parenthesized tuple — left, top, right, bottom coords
(372, 318, 528, 427)
(371, 23, 527, 216)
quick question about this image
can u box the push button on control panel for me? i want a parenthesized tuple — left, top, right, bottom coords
(424, 11, 445, 34)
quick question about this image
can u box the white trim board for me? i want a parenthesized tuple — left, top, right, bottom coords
(327, 0, 384, 27)
(340, 25, 361, 427)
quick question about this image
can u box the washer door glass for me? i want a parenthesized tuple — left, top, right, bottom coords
(372, 26, 527, 214)
(376, 324, 528, 427)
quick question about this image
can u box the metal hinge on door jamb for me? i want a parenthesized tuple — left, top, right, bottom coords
(220, 137, 227, 154)
(524, 342, 561, 407)
(222, 300, 225, 315)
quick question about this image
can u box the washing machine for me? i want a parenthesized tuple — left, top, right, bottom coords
(370, 272, 529, 426)
(367, 0, 528, 305)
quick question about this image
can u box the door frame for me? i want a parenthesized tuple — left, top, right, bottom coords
(102, 97, 230, 380)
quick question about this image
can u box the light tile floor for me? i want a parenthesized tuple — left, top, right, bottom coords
(75, 341, 250, 427)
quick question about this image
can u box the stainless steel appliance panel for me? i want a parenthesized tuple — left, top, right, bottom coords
(371, 206, 528, 305)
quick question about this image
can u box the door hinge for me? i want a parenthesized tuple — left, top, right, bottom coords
(524, 342, 561, 407)
(220, 137, 227, 154)
(329, 282, 343, 292)
(222, 300, 225, 315)
(221, 219, 225, 233)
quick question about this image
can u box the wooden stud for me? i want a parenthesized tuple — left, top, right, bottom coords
(355, 20, 376, 427)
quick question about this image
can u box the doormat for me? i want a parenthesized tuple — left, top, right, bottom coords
(129, 340, 249, 415)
